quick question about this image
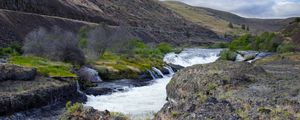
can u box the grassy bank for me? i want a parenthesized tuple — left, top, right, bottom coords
(92, 41, 174, 80)
(9, 56, 76, 77)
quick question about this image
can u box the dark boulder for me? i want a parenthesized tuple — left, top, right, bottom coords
(168, 64, 184, 72)
(77, 66, 102, 83)
(0, 64, 37, 81)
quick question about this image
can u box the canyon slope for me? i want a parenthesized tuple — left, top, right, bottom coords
(162, 1, 293, 35)
(0, 0, 220, 47)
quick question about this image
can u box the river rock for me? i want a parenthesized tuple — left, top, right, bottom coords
(168, 64, 184, 72)
(155, 60, 300, 119)
(0, 64, 37, 81)
(243, 53, 258, 61)
(77, 66, 102, 83)
(61, 106, 129, 120)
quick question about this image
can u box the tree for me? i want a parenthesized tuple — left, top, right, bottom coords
(23, 26, 85, 65)
(228, 22, 234, 28)
(84, 23, 133, 60)
(241, 24, 246, 30)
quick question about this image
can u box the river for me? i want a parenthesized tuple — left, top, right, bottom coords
(84, 48, 222, 119)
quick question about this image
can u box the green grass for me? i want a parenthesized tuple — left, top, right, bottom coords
(9, 56, 76, 77)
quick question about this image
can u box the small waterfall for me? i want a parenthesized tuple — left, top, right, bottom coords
(147, 70, 157, 80)
(164, 66, 175, 75)
(76, 80, 84, 94)
(152, 67, 164, 78)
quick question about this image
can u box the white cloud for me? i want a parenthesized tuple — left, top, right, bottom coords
(162, 0, 300, 18)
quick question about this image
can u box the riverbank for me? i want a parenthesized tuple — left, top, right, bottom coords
(155, 52, 300, 119)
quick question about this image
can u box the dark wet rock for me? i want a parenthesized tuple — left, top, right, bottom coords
(168, 64, 184, 72)
(0, 64, 37, 81)
(85, 79, 152, 96)
(0, 59, 7, 63)
(160, 67, 170, 75)
(155, 59, 300, 120)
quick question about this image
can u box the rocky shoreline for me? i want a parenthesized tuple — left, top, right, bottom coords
(155, 53, 300, 120)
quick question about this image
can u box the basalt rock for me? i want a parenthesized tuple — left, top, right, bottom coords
(0, 76, 86, 116)
(0, 64, 37, 81)
(155, 60, 300, 120)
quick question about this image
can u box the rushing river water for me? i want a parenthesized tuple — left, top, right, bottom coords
(84, 48, 222, 119)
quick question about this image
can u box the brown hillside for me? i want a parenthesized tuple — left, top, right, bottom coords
(0, 0, 221, 47)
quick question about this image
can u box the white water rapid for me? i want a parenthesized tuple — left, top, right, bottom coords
(84, 48, 221, 119)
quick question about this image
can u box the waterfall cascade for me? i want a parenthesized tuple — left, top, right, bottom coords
(147, 70, 157, 79)
(76, 80, 84, 95)
(164, 66, 175, 75)
(152, 67, 164, 78)
(85, 48, 222, 120)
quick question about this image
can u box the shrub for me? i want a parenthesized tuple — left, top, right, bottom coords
(157, 43, 173, 54)
(295, 17, 300, 23)
(219, 49, 237, 61)
(171, 111, 179, 117)
(229, 34, 252, 50)
(66, 101, 83, 114)
(0, 42, 22, 57)
(277, 42, 295, 53)
(228, 22, 233, 28)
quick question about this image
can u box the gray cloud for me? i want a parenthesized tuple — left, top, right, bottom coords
(162, 0, 300, 18)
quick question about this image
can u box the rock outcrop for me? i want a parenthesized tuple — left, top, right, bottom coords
(77, 66, 102, 83)
(155, 60, 300, 120)
(0, 64, 86, 116)
(61, 105, 129, 120)
(0, 64, 37, 81)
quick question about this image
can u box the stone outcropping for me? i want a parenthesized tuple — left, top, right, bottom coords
(0, 64, 37, 81)
(0, 64, 86, 116)
(155, 60, 300, 120)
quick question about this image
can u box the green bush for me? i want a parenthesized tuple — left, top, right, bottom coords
(277, 42, 295, 53)
(228, 32, 279, 52)
(0, 43, 22, 56)
(66, 101, 83, 114)
(219, 49, 237, 61)
(229, 34, 252, 50)
(157, 42, 173, 54)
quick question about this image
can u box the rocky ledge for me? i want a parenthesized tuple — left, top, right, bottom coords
(155, 54, 300, 120)
(0, 64, 86, 116)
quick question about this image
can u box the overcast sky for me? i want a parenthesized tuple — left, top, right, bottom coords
(162, 0, 300, 18)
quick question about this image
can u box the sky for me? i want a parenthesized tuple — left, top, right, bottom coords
(162, 0, 300, 18)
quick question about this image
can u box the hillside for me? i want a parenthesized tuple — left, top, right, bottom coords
(278, 20, 300, 50)
(162, 1, 293, 35)
(0, 0, 221, 47)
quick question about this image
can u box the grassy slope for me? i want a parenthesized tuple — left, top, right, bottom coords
(162, 1, 247, 35)
(92, 52, 164, 80)
(9, 56, 76, 77)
